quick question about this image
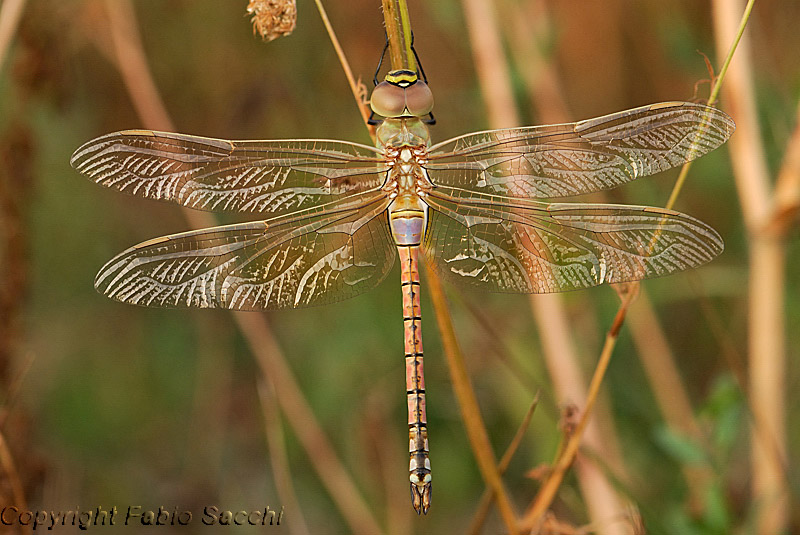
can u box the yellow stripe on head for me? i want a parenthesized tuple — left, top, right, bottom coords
(385, 69, 419, 87)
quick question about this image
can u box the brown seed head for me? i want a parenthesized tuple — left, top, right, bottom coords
(247, 0, 296, 42)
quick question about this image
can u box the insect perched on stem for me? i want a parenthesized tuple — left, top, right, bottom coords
(72, 51, 733, 515)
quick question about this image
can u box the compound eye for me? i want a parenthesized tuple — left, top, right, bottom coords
(403, 81, 434, 117)
(370, 81, 406, 118)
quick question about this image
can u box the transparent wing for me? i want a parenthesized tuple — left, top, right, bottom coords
(425, 102, 734, 198)
(71, 130, 388, 215)
(95, 192, 395, 309)
(423, 187, 723, 293)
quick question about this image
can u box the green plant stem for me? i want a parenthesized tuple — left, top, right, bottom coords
(665, 0, 755, 211)
(381, 0, 416, 72)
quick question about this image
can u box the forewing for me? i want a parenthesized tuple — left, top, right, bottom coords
(425, 102, 734, 198)
(71, 130, 388, 215)
(423, 187, 723, 293)
(95, 193, 395, 309)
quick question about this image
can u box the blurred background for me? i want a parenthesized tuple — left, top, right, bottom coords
(0, 0, 797, 533)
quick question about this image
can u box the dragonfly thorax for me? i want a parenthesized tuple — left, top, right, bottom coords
(376, 117, 431, 150)
(382, 118, 431, 247)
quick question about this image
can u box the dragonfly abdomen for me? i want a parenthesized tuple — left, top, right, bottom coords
(399, 245, 432, 514)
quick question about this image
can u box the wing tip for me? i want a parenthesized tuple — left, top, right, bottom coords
(70, 130, 148, 174)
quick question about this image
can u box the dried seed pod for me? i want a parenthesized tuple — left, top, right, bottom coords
(247, 0, 296, 42)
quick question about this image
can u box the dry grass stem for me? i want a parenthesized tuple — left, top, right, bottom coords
(770, 102, 800, 235)
(665, 0, 754, 211)
(102, 3, 383, 533)
(234, 313, 383, 535)
(711, 0, 769, 227)
(460, 0, 517, 128)
(247, 0, 296, 42)
(425, 262, 519, 534)
(712, 1, 789, 533)
(500, 0, 571, 125)
(501, 4, 712, 513)
(463, 0, 632, 532)
(313, 0, 374, 135)
(257, 379, 311, 535)
(0, 430, 26, 517)
(0, 0, 27, 74)
(521, 290, 636, 532)
(467, 395, 540, 535)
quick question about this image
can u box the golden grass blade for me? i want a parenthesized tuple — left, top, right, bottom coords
(380, 0, 416, 73)
(425, 262, 519, 534)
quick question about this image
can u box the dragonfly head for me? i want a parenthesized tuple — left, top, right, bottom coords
(370, 69, 434, 120)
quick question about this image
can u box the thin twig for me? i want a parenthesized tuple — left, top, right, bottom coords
(520, 290, 636, 531)
(666, 0, 757, 211)
(313, 0, 374, 137)
(468, 394, 540, 535)
(519, 0, 754, 529)
(503, 0, 718, 513)
(101, 3, 383, 534)
(257, 379, 311, 535)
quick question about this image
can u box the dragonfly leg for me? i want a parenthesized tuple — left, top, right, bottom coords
(400, 245, 431, 514)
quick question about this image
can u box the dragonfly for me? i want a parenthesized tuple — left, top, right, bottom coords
(71, 66, 734, 515)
